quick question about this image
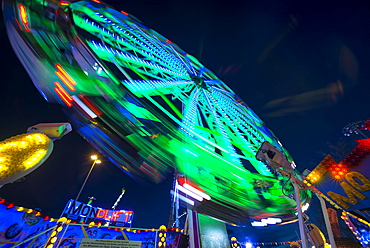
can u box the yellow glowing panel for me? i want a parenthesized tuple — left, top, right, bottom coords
(0, 132, 53, 185)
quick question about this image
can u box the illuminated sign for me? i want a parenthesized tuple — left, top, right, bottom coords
(62, 200, 134, 226)
(80, 239, 141, 248)
(310, 139, 370, 211)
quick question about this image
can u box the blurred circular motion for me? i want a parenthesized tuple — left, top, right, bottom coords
(3, 0, 311, 224)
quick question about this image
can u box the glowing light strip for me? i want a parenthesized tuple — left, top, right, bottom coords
(79, 96, 102, 116)
(178, 195, 194, 206)
(183, 183, 211, 200)
(176, 184, 203, 202)
(252, 217, 282, 227)
(18, 4, 28, 25)
(71, 96, 97, 118)
(262, 218, 282, 224)
(55, 65, 77, 85)
(54, 83, 73, 107)
(193, 142, 244, 172)
(54, 82, 72, 101)
(55, 71, 76, 91)
(60, 1, 69, 6)
(251, 221, 267, 227)
(55, 64, 77, 88)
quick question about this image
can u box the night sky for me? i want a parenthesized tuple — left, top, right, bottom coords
(1, 0, 370, 243)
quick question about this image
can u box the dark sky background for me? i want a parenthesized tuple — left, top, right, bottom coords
(1, 0, 370, 243)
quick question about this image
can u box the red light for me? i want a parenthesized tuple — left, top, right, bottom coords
(60, 0, 69, 6)
(120, 10, 129, 15)
(0, 199, 5, 204)
(54, 82, 73, 107)
(166, 39, 173, 44)
(7, 203, 14, 209)
(55, 64, 77, 91)
(177, 178, 185, 185)
(79, 95, 102, 116)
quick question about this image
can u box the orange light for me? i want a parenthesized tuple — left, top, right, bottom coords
(54, 83, 73, 107)
(334, 175, 341, 180)
(60, 0, 69, 6)
(55, 64, 77, 91)
(18, 4, 28, 25)
(54, 82, 72, 101)
(92, 0, 100, 3)
(120, 10, 128, 15)
(55, 71, 76, 91)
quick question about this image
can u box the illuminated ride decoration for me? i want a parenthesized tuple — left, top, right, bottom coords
(0, 133, 53, 186)
(3, 0, 311, 225)
(61, 199, 134, 226)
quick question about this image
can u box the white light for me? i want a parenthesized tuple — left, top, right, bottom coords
(256, 217, 282, 225)
(177, 184, 203, 201)
(291, 161, 297, 169)
(266, 217, 282, 224)
(178, 194, 194, 206)
(183, 183, 211, 200)
(72, 96, 97, 118)
(302, 203, 310, 212)
(251, 221, 267, 227)
(245, 242, 253, 248)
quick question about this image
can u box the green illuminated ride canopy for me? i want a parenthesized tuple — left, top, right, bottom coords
(3, 0, 311, 225)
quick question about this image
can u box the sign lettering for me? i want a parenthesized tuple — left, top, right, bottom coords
(327, 171, 370, 209)
(62, 200, 134, 225)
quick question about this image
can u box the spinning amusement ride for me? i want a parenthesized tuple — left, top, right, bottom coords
(3, 0, 311, 226)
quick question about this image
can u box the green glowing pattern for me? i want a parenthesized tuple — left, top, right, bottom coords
(4, 0, 311, 224)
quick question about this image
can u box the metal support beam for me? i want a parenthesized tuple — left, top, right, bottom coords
(316, 193, 337, 248)
(187, 209, 201, 248)
(292, 180, 308, 248)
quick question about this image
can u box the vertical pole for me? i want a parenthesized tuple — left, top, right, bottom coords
(175, 182, 179, 227)
(112, 188, 126, 210)
(292, 180, 308, 248)
(154, 229, 158, 248)
(187, 209, 201, 248)
(316, 193, 337, 248)
(75, 161, 96, 202)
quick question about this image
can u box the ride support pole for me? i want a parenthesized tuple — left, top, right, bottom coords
(187, 209, 201, 248)
(292, 180, 308, 248)
(316, 193, 337, 248)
